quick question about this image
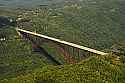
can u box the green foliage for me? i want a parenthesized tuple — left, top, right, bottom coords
(0, 0, 125, 82)
(0, 28, 47, 79)
(19, 0, 125, 50)
(1, 55, 125, 83)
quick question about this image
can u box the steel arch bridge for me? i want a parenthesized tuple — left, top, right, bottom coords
(16, 28, 108, 65)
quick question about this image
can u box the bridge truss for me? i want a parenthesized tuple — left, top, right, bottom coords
(16, 28, 108, 65)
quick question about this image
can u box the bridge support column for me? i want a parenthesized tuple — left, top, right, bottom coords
(56, 44, 77, 64)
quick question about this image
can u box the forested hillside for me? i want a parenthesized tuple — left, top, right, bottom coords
(1, 54, 125, 83)
(0, 0, 125, 82)
(19, 0, 125, 50)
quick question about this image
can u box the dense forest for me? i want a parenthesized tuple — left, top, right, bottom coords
(0, 0, 125, 82)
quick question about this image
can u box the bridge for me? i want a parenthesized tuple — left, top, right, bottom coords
(16, 28, 108, 65)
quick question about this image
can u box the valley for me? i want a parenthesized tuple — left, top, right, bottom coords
(0, 0, 125, 82)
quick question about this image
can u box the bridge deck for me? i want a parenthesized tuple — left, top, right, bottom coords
(16, 28, 108, 55)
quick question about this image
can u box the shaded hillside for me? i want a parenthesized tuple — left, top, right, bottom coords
(1, 54, 125, 83)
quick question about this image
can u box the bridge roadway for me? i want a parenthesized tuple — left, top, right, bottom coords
(16, 28, 109, 55)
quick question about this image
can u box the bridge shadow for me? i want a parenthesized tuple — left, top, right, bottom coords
(32, 43, 62, 65)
